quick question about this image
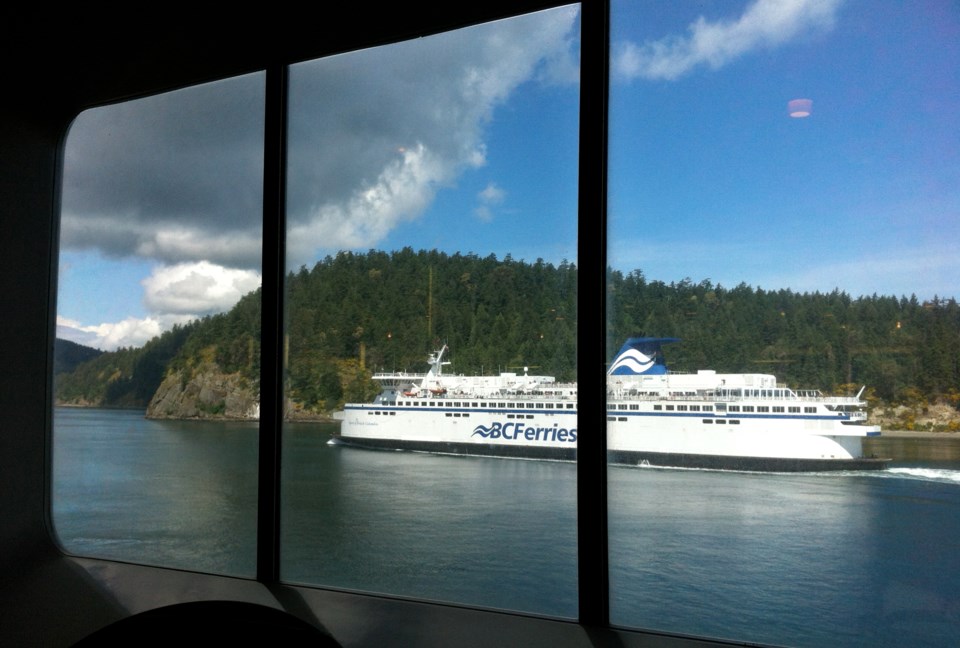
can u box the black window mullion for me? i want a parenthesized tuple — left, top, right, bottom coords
(577, 0, 611, 628)
(258, 63, 289, 584)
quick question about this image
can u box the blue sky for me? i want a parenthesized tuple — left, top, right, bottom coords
(57, 1, 958, 350)
(608, 0, 959, 299)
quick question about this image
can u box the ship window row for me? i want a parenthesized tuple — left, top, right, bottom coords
(650, 404, 721, 412)
(651, 403, 815, 418)
(396, 400, 573, 411)
(718, 388, 796, 399)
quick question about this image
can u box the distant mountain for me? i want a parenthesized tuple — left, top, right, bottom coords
(54, 338, 104, 374)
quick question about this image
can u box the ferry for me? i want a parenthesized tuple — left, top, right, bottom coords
(333, 338, 890, 471)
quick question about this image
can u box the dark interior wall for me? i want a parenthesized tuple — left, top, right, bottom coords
(0, 109, 60, 562)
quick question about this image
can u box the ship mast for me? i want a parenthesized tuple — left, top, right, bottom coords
(427, 265, 433, 342)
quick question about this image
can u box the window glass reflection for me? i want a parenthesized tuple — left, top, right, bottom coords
(281, 7, 581, 616)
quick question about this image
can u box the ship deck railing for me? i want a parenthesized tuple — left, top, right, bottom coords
(606, 391, 865, 405)
(372, 371, 427, 380)
(398, 392, 579, 401)
(388, 388, 578, 403)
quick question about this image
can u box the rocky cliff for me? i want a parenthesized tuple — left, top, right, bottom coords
(146, 363, 259, 420)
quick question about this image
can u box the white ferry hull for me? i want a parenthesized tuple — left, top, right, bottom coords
(606, 414, 887, 471)
(334, 338, 890, 472)
(334, 404, 578, 461)
(334, 403, 888, 471)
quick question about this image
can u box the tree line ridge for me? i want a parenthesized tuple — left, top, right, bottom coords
(54, 249, 960, 427)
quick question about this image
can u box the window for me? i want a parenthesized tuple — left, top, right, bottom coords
(45, 2, 959, 647)
(279, 8, 580, 616)
(52, 1, 581, 622)
(607, 1, 960, 646)
(53, 74, 265, 577)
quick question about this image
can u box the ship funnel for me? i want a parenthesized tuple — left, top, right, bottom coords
(607, 337, 679, 376)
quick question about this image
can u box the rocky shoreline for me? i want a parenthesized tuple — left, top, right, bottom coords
(868, 402, 960, 436)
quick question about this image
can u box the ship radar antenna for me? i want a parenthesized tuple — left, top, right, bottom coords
(426, 343, 451, 377)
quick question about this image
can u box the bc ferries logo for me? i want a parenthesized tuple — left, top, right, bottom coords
(607, 348, 657, 375)
(473, 422, 577, 443)
(607, 337, 677, 376)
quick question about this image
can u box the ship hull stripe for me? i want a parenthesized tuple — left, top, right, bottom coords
(332, 437, 890, 472)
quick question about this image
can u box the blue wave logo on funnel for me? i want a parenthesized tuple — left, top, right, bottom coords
(607, 337, 680, 375)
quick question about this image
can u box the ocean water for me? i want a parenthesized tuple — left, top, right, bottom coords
(52, 408, 960, 647)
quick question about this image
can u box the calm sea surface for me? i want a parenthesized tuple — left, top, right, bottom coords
(53, 408, 960, 647)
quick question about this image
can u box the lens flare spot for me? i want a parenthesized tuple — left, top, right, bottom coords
(788, 98, 812, 118)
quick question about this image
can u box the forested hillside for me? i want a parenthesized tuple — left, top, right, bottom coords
(55, 322, 198, 408)
(54, 249, 960, 422)
(606, 270, 960, 404)
(54, 338, 103, 375)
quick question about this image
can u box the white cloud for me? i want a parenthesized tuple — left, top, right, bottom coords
(479, 182, 506, 205)
(612, 0, 841, 81)
(473, 182, 506, 223)
(473, 206, 494, 223)
(286, 143, 449, 262)
(60, 6, 580, 273)
(283, 6, 580, 266)
(57, 315, 166, 351)
(57, 261, 262, 350)
(142, 261, 261, 316)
